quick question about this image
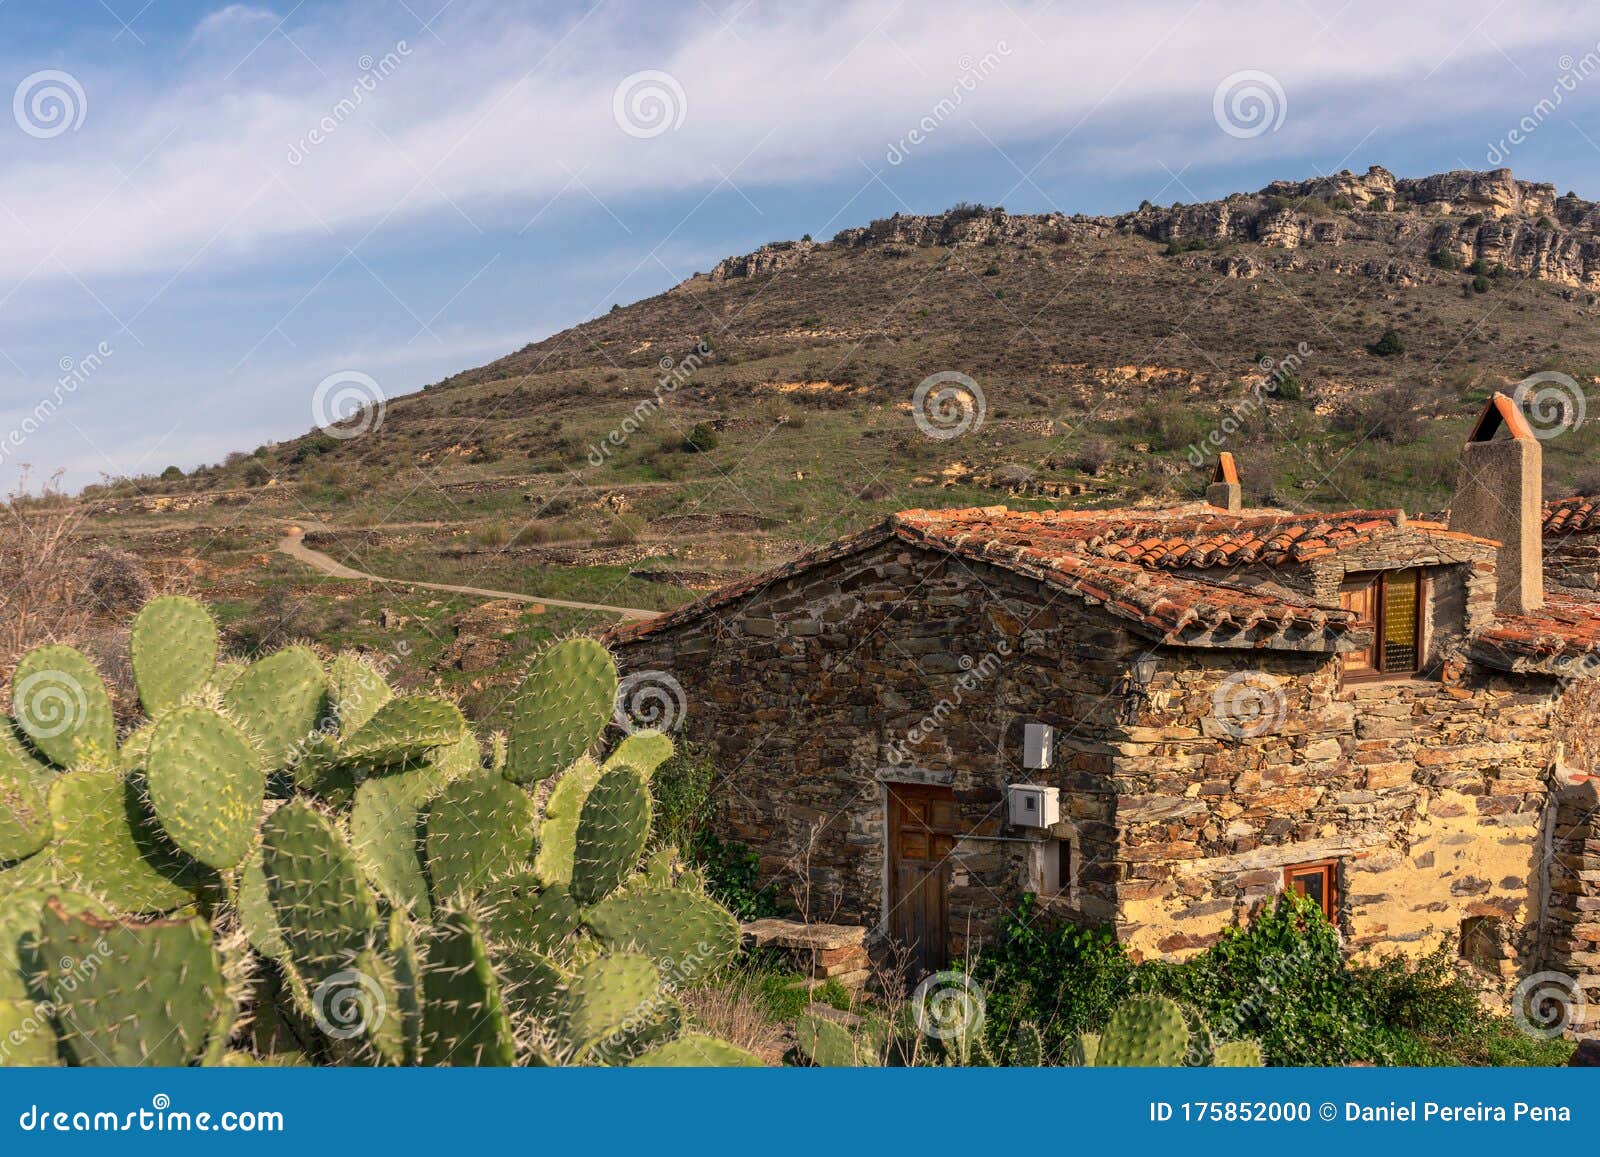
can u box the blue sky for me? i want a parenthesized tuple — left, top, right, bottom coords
(3, 0, 1600, 490)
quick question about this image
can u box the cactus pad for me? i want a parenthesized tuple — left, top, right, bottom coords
(146, 705, 265, 869)
(420, 909, 515, 1066)
(1212, 1039, 1265, 1066)
(505, 639, 616, 784)
(425, 771, 536, 901)
(49, 768, 204, 913)
(12, 645, 116, 768)
(1094, 994, 1191, 1067)
(602, 730, 674, 778)
(569, 764, 651, 905)
(130, 595, 218, 717)
(557, 950, 661, 1062)
(40, 900, 228, 1066)
(479, 871, 583, 956)
(351, 772, 434, 917)
(0, 739, 50, 863)
(236, 850, 289, 962)
(532, 755, 605, 887)
(341, 695, 466, 767)
(223, 646, 327, 770)
(0, 998, 57, 1066)
(261, 800, 379, 987)
(628, 1034, 763, 1067)
(583, 887, 739, 985)
(327, 652, 393, 739)
(795, 1012, 867, 1066)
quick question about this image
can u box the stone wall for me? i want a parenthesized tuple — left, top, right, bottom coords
(1544, 781, 1600, 1032)
(614, 537, 1136, 955)
(1118, 652, 1561, 966)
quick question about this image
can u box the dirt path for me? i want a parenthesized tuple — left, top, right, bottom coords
(276, 525, 659, 621)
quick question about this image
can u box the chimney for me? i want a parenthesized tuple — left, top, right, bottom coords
(1206, 452, 1242, 512)
(1447, 393, 1543, 614)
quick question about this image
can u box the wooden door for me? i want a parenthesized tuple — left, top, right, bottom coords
(887, 783, 958, 978)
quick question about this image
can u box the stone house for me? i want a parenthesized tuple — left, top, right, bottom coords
(607, 396, 1600, 1023)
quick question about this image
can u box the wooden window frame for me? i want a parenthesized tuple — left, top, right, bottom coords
(1339, 568, 1427, 683)
(1283, 859, 1340, 921)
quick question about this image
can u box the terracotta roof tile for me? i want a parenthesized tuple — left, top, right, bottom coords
(1544, 495, 1600, 537)
(1472, 592, 1600, 673)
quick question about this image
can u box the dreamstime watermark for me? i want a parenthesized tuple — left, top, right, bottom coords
(586, 341, 710, 465)
(1511, 971, 1588, 1039)
(1486, 46, 1600, 165)
(1512, 370, 1586, 439)
(312, 370, 386, 439)
(911, 971, 986, 1042)
(13, 69, 86, 139)
(886, 41, 1011, 165)
(1212, 70, 1286, 139)
(885, 643, 1010, 766)
(612, 70, 686, 138)
(288, 42, 412, 165)
(0, 342, 114, 468)
(311, 968, 388, 1041)
(12, 668, 89, 742)
(0, 931, 113, 1066)
(1186, 341, 1314, 465)
(614, 670, 687, 734)
(912, 371, 986, 440)
(1211, 670, 1287, 740)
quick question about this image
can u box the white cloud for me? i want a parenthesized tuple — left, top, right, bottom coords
(0, 0, 1589, 286)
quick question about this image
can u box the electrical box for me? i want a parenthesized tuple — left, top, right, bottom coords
(1007, 784, 1060, 829)
(1022, 722, 1054, 770)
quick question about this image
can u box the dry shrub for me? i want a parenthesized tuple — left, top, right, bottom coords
(81, 546, 154, 614)
(680, 972, 785, 1064)
(0, 483, 91, 681)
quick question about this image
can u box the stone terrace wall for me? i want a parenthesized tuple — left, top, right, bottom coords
(1119, 651, 1563, 968)
(613, 538, 1142, 956)
(1545, 781, 1600, 1033)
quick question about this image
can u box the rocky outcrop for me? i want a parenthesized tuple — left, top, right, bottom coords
(699, 165, 1600, 291)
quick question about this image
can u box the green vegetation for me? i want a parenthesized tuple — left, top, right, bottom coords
(969, 894, 1573, 1067)
(0, 600, 757, 1067)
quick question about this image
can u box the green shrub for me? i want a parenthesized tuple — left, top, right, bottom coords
(682, 423, 719, 453)
(1369, 328, 1405, 357)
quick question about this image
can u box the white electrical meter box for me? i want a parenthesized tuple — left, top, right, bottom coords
(1022, 722, 1054, 770)
(1007, 784, 1060, 829)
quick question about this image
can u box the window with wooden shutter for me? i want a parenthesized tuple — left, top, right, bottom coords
(1339, 569, 1423, 680)
(1284, 860, 1339, 920)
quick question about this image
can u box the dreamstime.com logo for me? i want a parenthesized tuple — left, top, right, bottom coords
(312, 370, 386, 439)
(1511, 971, 1588, 1039)
(614, 670, 688, 733)
(13, 69, 87, 139)
(912, 971, 986, 1042)
(912, 371, 986, 440)
(1212, 70, 1286, 139)
(612, 70, 687, 138)
(1512, 370, 1586, 439)
(12, 669, 88, 742)
(311, 968, 388, 1041)
(17, 1095, 284, 1134)
(1211, 670, 1287, 739)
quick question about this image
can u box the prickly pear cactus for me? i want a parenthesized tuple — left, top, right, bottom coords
(425, 771, 537, 901)
(1092, 994, 1191, 1067)
(569, 764, 652, 905)
(261, 800, 379, 987)
(130, 595, 218, 717)
(1212, 1039, 1265, 1066)
(629, 1034, 763, 1067)
(40, 900, 233, 1067)
(505, 639, 616, 785)
(0, 596, 757, 1069)
(12, 644, 116, 767)
(145, 705, 264, 870)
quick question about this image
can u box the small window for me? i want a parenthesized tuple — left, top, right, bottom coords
(1339, 569, 1423, 679)
(1284, 860, 1339, 920)
(1029, 836, 1076, 902)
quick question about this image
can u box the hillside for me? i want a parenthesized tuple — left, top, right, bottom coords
(70, 165, 1600, 716)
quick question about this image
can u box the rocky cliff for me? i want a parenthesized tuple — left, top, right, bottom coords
(704, 166, 1600, 291)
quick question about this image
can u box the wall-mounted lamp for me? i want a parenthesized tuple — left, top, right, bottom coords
(1116, 653, 1161, 724)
